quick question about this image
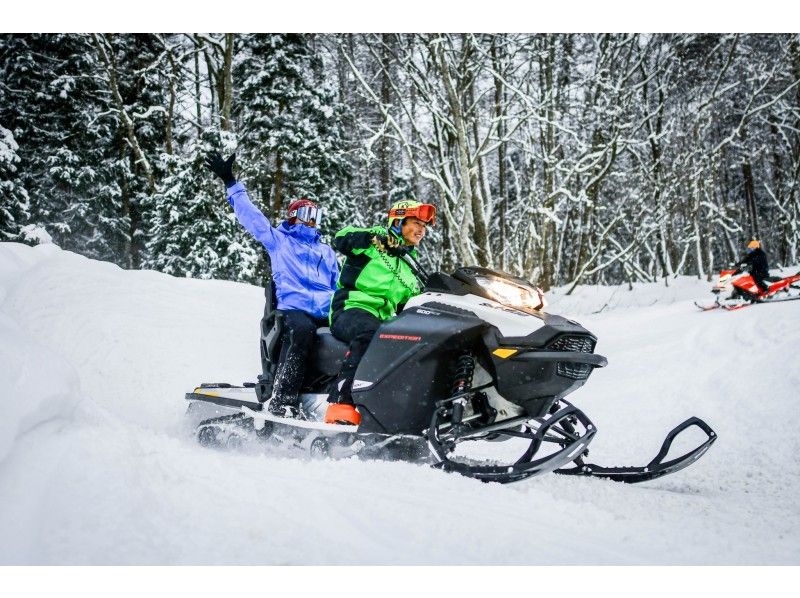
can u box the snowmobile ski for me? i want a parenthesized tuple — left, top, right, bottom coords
(427, 400, 597, 484)
(554, 417, 717, 483)
(694, 300, 722, 311)
(695, 295, 800, 312)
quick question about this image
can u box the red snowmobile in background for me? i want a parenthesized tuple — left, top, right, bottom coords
(695, 268, 800, 311)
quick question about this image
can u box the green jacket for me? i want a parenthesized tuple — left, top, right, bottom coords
(330, 226, 421, 322)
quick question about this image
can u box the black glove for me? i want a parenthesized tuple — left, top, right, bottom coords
(204, 151, 236, 187)
(372, 234, 406, 257)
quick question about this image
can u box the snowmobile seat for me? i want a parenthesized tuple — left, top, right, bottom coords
(260, 278, 284, 368)
(256, 277, 284, 403)
(312, 327, 349, 377)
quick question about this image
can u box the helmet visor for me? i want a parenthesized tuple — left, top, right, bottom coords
(291, 205, 322, 226)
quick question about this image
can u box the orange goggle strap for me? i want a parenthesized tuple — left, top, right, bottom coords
(388, 203, 436, 225)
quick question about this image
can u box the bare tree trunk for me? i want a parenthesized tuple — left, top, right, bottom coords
(92, 34, 155, 194)
(379, 34, 392, 206)
(741, 161, 758, 238)
(203, 46, 217, 117)
(159, 35, 177, 156)
(194, 44, 203, 134)
(539, 36, 557, 289)
(220, 33, 234, 131)
(272, 151, 284, 223)
(430, 35, 492, 267)
(491, 36, 508, 271)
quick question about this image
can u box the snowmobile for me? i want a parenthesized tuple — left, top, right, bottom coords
(695, 268, 800, 311)
(186, 258, 717, 484)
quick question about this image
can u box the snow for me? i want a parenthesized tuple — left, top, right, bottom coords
(19, 224, 53, 245)
(0, 124, 20, 164)
(1, 241, 799, 570)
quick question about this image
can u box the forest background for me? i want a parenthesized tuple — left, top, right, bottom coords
(2, 32, 799, 291)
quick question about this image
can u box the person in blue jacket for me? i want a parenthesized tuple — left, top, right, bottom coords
(205, 152, 339, 418)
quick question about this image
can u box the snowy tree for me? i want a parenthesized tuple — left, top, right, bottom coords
(143, 129, 261, 282)
(91, 33, 175, 268)
(0, 124, 30, 240)
(0, 34, 118, 256)
(3, 33, 799, 287)
(234, 34, 353, 236)
(0, 34, 182, 267)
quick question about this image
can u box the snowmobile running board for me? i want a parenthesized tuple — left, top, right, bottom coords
(554, 417, 717, 483)
(185, 385, 262, 411)
(241, 405, 359, 433)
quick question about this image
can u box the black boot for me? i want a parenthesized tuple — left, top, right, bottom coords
(266, 394, 305, 420)
(326, 376, 354, 405)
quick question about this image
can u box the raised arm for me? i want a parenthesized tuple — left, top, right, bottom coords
(204, 152, 281, 252)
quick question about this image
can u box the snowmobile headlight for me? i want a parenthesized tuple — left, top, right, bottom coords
(474, 276, 547, 314)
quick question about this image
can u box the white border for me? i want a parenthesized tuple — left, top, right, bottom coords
(3, 1, 798, 33)
(2, 566, 798, 597)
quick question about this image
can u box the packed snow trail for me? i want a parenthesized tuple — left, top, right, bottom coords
(1, 242, 798, 564)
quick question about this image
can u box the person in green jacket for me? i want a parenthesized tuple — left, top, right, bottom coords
(324, 200, 437, 425)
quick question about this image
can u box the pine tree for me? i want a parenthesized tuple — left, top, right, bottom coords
(0, 124, 30, 240)
(143, 129, 261, 282)
(0, 34, 173, 266)
(91, 33, 172, 268)
(234, 34, 353, 237)
(0, 34, 119, 257)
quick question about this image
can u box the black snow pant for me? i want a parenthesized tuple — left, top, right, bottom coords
(327, 308, 382, 404)
(271, 310, 328, 407)
(751, 271, 770, 294)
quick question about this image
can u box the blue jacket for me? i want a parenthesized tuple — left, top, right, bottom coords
(226, 181, 339, 319)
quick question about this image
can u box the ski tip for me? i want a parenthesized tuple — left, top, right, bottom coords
(693, 301, 719, 311)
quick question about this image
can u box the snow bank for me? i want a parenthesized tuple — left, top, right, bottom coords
(0, 244, 82, 462)
(0, 311, 80, 462)
(0, 242, 264, 431)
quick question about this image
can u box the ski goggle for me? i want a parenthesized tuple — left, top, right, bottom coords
(389, 203, 436, 226)
(289, 205, 323, 226)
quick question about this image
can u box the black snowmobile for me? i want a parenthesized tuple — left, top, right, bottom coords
(186, 258, 716, 484)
